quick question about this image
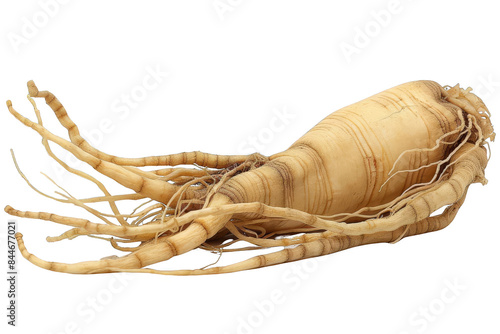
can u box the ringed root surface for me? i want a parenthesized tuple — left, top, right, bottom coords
(4, 80, 495, 275)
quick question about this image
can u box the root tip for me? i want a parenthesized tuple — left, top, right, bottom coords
(4, 205, 13, 214)
(27, 80, 39, 96)
(6, 100, 12, 107)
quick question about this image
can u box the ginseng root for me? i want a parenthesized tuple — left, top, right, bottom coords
(5, 80, 494, 275)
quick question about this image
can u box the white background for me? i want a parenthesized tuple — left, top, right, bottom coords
(1, 1, 499, 333)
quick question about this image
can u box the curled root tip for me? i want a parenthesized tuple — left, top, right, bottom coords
(6, 100, 12, 107)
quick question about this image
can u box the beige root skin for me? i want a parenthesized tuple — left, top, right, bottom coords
(13, 193, 233, 274)
(13, 189, 468, 275)
(5, 80, 494, 275)
(26, 80, 253, 169)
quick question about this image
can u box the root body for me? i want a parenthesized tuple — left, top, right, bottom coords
(5, 80, 494, 275)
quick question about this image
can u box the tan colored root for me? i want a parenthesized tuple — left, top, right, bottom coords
(221, 141, 483, 248)
(13, 193, 234, 274)
(398, 115, 478, 196)
(6, 81, 494, 276)
(11, 148, 142, 227)
(47, 228, 91, 242)
(74, 193, 146, 203)
(444, 84, 495, 142)
(8, 83, 270, 240)
(153, 167, 218, 180)
(27, 95, 129, 226)
(316, 109, 473, 224)
(7, 99, 194, 205)
(109, 238, 143, 252)
(12, 90, 260, 216)
(6, 141, 487, 249)
(96, 193, 468, 276)
(27, 80, 255, 169)
(4, 205, 177, 242)
(7, 82, 273, 265)
(226, 221, 328, 248)
(380, 111, 468, 191)
(5, 152, 265, 244)
(319, 182, 436, 222)
(10, 142, 486, 275)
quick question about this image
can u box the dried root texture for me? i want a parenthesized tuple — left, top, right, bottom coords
(5, 80, 494, 275)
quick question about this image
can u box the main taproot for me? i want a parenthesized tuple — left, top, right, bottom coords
(5, 80, 494, 275)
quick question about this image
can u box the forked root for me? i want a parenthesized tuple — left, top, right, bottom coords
(7, 84, 267, 208)
(14, 193, 233, 274)
(5, 81, 494, 275)
(14, 191, 467, 275)
(26, 80, 255, 169)
(9, 143, 487, 275)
